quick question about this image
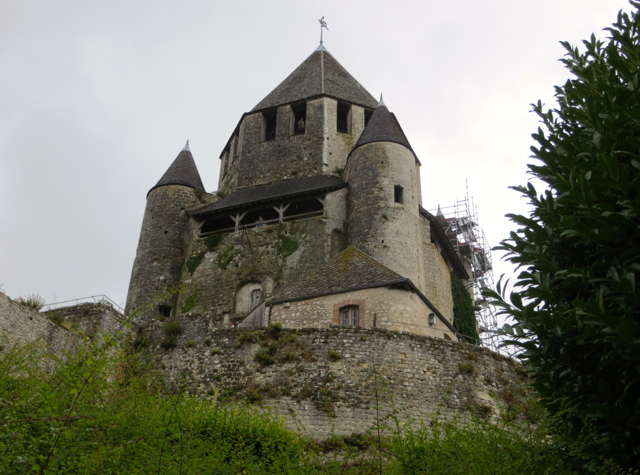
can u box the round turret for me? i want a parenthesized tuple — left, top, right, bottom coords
(346, 102, 424, 289)
(125, 142, 205, 321)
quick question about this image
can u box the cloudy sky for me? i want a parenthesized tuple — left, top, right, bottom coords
(0, 0, 631, 310)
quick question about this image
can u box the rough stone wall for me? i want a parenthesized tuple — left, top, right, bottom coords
(137, 325, 521, 436)
(125, 185, 206, 321)
(173, 188, 347, 324)
(269, 287, 456, 340)
(322, 100, 365, 177)
(347, 142, 425, 293)
(0, 292, 78, 363)
(421, 218, 455, 322)
(225, 99, 327, 190)
(43, 303, 128, 345)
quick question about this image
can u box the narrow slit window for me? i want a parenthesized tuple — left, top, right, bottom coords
(337, 102, 350, 134)
(394, 185, 403, 203)
(291, 102, 307, 136)
(262, 110, 277, 141)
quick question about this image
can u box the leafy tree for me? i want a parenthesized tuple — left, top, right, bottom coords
(451, 271, 479, 344)
(486, 2, 640, 468)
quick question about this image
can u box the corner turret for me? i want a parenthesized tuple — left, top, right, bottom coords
(125, 143, 206, 321)
(346, 101, 425, 291)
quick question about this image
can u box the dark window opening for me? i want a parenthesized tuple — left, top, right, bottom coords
(337, 102, 350, 134)
(159, 305, 172, 318)
(394, 185, 404, 204)
(291, 102, 307, 135)
(364, 109, 374, 127)
(201, 216, 235, 235)
(263, 110, 277, 141)
(284, 198, 324, 219)
(341, 306, 359, 326)
(241, 207, 280, 229)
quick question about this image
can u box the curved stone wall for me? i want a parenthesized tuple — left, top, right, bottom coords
(140, 323, 521, 436)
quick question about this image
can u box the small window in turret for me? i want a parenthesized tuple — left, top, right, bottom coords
(364, 109, 374, 127)
(159, 305, 171, 318)
(290, 102, 307, 136)
(394, 185, 404, 204)
(337, 102, 351, 134)
(262, 110, 277, 142)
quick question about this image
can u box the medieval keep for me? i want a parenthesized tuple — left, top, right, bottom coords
(125, 45, 483, 342)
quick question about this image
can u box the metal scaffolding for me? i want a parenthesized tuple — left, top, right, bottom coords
(430, 183, 500, 351)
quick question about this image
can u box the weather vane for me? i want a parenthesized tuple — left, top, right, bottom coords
(319, 16, 330, 45)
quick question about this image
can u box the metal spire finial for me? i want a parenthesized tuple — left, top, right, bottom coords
(378, 94, 385, 107)
(319, 16, 329, 45)
(182, 140, 190, 152)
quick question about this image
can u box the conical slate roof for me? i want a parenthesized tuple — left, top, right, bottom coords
(148, 142, 205, 196)
(352, 102, 414, 154)
(268, 247, 405, 304)
(251, 47, 378, 111)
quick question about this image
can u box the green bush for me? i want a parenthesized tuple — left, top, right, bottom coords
(17, 294, 45, 311)
(186, 252, 205, 274)
(163, 320, 182, 337)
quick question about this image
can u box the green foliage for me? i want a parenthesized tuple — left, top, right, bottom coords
(204, 233, 226, 251)
(17, 293, 45, 311)
(485, 4, 640, 468)
(163, 320, 182, 337)
(186, 252, 205, 274)
(277, 234, 300, 258)
(186, 339, 196, 348)
(332, 166, 345, 177)
(458, 362, 475, 374)
(216, 190, 229, 198)
(327, 349, 342, 362)
(180, 291, 199, 313)
(450, 271, 479, 344)
(0, 342, 629, 474)
(217, 245, 235, 270)
(47, 312, 64, 325)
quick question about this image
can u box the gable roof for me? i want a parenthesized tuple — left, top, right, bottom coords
(189, 175, 346, 218)
(251, 47, 378, 111)
(265, 246, 458, 334)
(148, 144, 205, 196)
(268, 247, 404, 304)
(351, 103, 417, 161)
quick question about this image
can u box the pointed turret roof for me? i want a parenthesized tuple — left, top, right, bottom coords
(352, 101, 415, 156)
(148, 141, 205, 196)
(251, 47, 378, 111)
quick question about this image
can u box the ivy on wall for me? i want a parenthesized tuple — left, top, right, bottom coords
(451, 271, 479, 345)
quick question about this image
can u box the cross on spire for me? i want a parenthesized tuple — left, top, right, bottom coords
(319, 16, 329, 45)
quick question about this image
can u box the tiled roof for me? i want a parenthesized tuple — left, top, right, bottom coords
(189, 175, 346, 217)
(148, 147, 205, 196)
(251, 48, 378, 111)
(268, 247, 404, 303)
(352, 104, 415, 155)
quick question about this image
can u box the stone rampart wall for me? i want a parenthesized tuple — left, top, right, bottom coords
(0, 293, 78, 363)
(139, 323, 521, 437)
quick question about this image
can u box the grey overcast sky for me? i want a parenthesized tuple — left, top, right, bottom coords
(0, 0, 631, 309)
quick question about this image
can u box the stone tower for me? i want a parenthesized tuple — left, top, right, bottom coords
(125, 142, 205, 320)
(346, 99, 425, 292)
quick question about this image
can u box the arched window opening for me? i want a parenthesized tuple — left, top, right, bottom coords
(201, 216, 235, 235)
(341, 306, 359, 326)
(284, 198, 324, 220)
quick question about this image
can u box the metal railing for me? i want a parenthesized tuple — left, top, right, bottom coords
(41, 295, 124, 314)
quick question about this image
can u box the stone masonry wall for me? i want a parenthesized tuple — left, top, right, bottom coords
(347, 142, 425, 292)
(269, 287, 457, 340)
(175, 189, 347, 324)
(0, 292, 79, 365)
(137, 325, 521, 437)
(421, 218, 455, 323)
(43, 302, 129, 346)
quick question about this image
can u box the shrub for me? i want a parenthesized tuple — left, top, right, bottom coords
(186, 252, 205, 274)
(327, 349, 342, 362)
(18, 294, 45, 311)
(47, 312, 64, 325)
(163, 320, 182, 337)
(458, 362, 475, 374)
(186, 339, 196, 348)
